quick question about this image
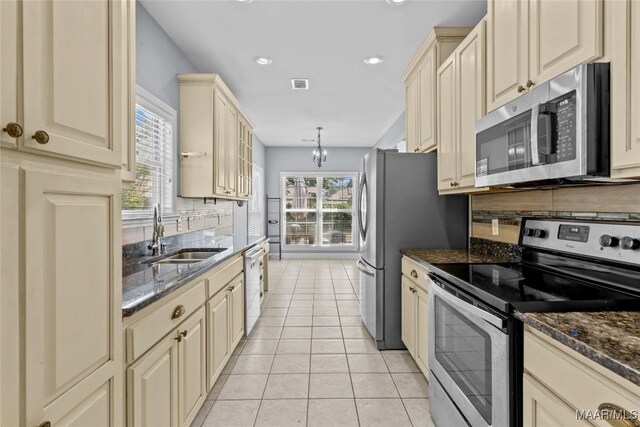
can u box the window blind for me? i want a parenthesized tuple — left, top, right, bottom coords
(248, 164, 264, 237)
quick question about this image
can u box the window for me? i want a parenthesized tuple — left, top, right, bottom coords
(122, 87, 176, 216)
(248, 164, 265, 238)
(282, 174, 356, 247)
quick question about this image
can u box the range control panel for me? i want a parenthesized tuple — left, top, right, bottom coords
(521, 218, 640, 266)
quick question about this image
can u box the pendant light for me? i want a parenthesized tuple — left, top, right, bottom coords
(312, 127, 327, 168)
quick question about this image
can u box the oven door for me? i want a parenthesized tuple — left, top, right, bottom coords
(428, 277, 510, 427)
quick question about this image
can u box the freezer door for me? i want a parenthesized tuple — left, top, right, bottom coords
(357, 257, 382, 342)
(361, 150, 382, 268)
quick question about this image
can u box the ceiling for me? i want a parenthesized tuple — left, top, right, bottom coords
(141, 0, 486, 147)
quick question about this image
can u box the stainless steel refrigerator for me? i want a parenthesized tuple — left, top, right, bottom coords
(356, 149, 468, 349)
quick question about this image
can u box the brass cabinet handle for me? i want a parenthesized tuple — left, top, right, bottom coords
(175, 334, 182, 343)
(38, 422, 51, 427)
(597, 403, 640, 427)
(3, 122, 23, 138)
(526, 79, 535, 88)
(32, 130, 50, 145)
(171, 305, 185, 319)
(227, 285, 234, 292)
(413, 148, 419, 152)
(517, 85, 526, 93)
(260, 291, 263, 297)
(410, 270, 418, 279)
(409, 286, 414, 292)
(180, 330, 187, 337)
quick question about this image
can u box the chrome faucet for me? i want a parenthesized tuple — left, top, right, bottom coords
(148, 203, 166, 256)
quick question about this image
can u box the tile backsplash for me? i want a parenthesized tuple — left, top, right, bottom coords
(122, 197, 234, 245)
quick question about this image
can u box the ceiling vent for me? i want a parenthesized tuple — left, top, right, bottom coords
(291, 78, 309, 90)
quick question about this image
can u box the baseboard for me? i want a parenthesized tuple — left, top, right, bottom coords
(269, 252, 360, 260)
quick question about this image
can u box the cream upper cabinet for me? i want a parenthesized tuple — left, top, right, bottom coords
(610, 0, 640, 179)
(1, 0, 20, 149)
(401, 276, 416, 355)
(120, 0, 137, 183)
(237, 116, 253, 198)
(523, 326, 640, 427)
(403, 27, 470, 154)
(487, 0, 603, 112)
(24, 168, 122, 427)
(177, 307, 206, 427)
(206, 289, 230, 390)
(437, 21, 489, 194)
(179, 74, 253, 200)
(21, 0, 125, 166)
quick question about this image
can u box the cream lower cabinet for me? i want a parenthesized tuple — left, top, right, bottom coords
(401, 257, 430, 377)
(403, 28, 470, 154)
(437, 20, 488, 194)
(523, 326, 640, 427)
(610, 0, 640, 179)
(230, 276, 245, 349)
(128, 307, 206, 427)
(207, 290, 230, 390)
(487, 0, 603, 112)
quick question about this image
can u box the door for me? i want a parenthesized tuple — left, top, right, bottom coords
(487, 0, 529, 111)
(230, 276, 245, 348)
(529, 0, 603, 88)
(457, 20, 486, 189)
(357, 258, 380, 342)
(22, 0, 122, 166)
(24, 168, 122, 427)
(523, 375, 587, 427)
(128, 333, 179, 427)
(213, 90, 228, 195)
(405, 73, 419, 153)
(178, 308, 206, 427)
(225, 105, 238, 195)
(361, 150, 381, 268)
(437, 56, 458, 191)
(418, 47, 437, 152)
(415, 285, 429, 374)
(1, 0, 20, 149)
(207, 290, 230, 391)
(401, 277, 416, 356)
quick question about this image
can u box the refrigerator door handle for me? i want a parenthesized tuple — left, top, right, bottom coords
(356, 259, 375, 277)
(358, 173, 367, 241)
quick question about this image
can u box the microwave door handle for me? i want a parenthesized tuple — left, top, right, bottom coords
(430, 277, 505, 330)
(530, 103, 541, 165)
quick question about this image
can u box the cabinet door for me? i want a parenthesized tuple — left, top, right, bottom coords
(1, 0, 20, 149)
(230, 276, 245, 349)
(225, 105, 238, 195)
(405, 73, 419, 153)
(128, 334, 179, 427)
(415, 285, 429, 375)
(178, 307, 206, 427)
(401, 277, 416, 356)
(213, 90, 228, 196)
(418, 47, 437, 152)
(1, 164, 20, 426)
(611, 1, 640, 179)
(22, 0, 122, 166)
(457, 21, 486, 190)
(529, 0, 603, 87)
(24, 168, 122, 427)
(523, 375, 587, 427)
(487, 0, 529, 111)
(207, 289, 230, 391)
(437, 56, 458, 191)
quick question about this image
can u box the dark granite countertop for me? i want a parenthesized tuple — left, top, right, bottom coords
(122, 236, 266, 317)
(400, 248, 514, 267)
(515, 311, 640, 387)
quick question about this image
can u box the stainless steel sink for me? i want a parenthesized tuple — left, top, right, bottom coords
(151, 248, 227, 265)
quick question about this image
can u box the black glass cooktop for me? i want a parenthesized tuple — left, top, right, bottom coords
(429, 262, 640, 314)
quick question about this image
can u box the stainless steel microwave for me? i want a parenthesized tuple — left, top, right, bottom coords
(475, 63, 609, 187)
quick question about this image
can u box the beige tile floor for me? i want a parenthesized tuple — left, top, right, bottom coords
(191, 259, 436, 427)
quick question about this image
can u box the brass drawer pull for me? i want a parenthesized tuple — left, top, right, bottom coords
(38, 422, 51, 427)
(3, 122, 23, 138)
(171, 305, 185, 319)
(597, 403, 640, 427)
(410, 270, 418, 279)
(517, 85, 526, 93)
(180, 330, 187, 337)
(526, 79, 535, 88)
(32, 130, 49, 145)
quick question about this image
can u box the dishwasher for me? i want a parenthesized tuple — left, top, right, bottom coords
(243, 246, 262, 336)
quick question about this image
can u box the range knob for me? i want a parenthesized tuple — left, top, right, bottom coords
(620, 236, 640, 251)
(533, 229, 547, 238)
(523, 227, 534, 237)
(599, 234, 619, 248)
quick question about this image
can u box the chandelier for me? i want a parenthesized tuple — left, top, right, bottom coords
(312, 127, 327, 168)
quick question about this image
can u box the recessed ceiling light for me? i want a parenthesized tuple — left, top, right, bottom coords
(386, 0, 406, 4)
(364, 55, 384, 65)
(253, 56, 273, 65)
(237, 0, 254, 3)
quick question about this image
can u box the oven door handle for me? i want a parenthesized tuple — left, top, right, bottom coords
(430, 276, 506, 331)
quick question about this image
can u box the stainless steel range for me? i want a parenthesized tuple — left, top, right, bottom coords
(427, 218, 640, 427)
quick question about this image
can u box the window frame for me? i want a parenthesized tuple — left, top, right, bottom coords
(122, 86, 178, 222)
(281, 172, 358, 250)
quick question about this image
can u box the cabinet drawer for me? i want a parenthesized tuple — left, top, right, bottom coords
(207, 255, 243, 298)
(402, 256, 430, 291)
(524, 327, 640, 419)
(126, 281, 206, 363)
